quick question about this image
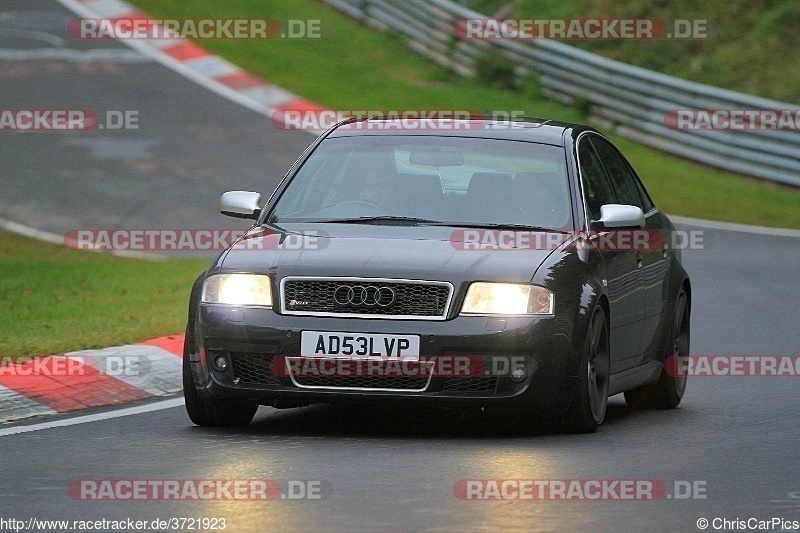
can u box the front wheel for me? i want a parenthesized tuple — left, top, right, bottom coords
(183, 341, 258, 427)
(560, 306, 610, 433)
(624, 288, 689, 409)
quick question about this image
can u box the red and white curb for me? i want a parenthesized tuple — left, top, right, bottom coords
(57, 0, 331, 134)
(2, 1, 335, 428)
(0, 335, 183, 425)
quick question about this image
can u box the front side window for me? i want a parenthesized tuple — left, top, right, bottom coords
(590, 136, 653, 212)
(270, 136, 573, 229)
(577, 137, 617, 222)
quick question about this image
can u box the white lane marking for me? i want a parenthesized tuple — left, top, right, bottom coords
(56, 0, 290, 117)
(54, 0, 313, 123)
(0, 217, 164, 260)
(0, 217, 64, 245)
(670, 215, 800, 238)
(183, 54, 241, 78)
(83, 0, 138, 19)
(0, 48, 149, 62)
(0, 28, 64, 46)
(0, 398, 184, 437)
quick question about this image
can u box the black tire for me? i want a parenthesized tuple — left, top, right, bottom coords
(624, 288, 689, 409)
(560, 306, 610, 433)
(183, 341, 258, 427)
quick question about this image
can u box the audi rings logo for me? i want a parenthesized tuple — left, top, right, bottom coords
(333, 285, 397, 308)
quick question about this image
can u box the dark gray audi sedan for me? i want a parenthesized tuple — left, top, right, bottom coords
(183, 117, 691, 432)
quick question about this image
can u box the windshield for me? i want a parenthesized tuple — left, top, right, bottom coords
(270, 135, 572, 230)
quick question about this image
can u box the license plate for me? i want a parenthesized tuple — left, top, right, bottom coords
(301, 331, 420, 360)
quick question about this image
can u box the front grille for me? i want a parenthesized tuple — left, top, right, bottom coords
(443, 376, 498, 393)
(230, 352, 281, 386)
(285, 356, 433, 391)
(281, 277, 452, 319)
(291, 374, 430, 391)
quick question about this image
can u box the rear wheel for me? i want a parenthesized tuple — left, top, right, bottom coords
(183, 339, 258, 427)
(625, 288, 689, 409)
(560, 306, 610, 433)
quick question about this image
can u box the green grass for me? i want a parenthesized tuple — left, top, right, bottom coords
(12, 1, 795, 357)
(466, 0, 800, 103)
(0, 232, 207, 357)
(129, 0, 800, 229)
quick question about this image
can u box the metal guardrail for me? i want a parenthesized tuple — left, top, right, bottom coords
(322, 0, 800, 187)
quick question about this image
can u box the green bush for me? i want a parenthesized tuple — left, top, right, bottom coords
(473, 52, 519, 91)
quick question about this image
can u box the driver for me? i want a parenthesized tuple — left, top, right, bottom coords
(360, 170, 401, 210)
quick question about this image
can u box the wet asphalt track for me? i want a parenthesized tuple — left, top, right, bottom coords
(1, 1, 799, 531)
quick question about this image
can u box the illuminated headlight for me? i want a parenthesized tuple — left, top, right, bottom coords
(460, 283, 554, 316)
(201, 274, 272, 306)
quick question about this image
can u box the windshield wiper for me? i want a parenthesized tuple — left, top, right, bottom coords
(273, 217, 568, 233)
(450, 222, 570, 234)
(308, 216, 445, 226)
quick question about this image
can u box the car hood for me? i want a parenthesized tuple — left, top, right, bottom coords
(215, 223, 567, 285)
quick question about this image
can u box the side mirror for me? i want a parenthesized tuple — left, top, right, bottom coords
(592, 204, 645, 229)
(219, 191, 262, 220)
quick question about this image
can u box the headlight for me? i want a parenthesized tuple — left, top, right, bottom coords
(201, 274, 272, 306)
(460, 283, 553, 315)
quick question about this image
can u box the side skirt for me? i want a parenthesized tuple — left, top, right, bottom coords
(609, 362, 661, 395)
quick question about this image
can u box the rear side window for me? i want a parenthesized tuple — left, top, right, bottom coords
(590, 136, 654, 212)
(577, 138, 616, 222)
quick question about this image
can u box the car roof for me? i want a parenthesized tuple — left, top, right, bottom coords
(326, 116, 598, 146)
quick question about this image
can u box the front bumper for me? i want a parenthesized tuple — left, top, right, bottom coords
(188, 304, 582, 414)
